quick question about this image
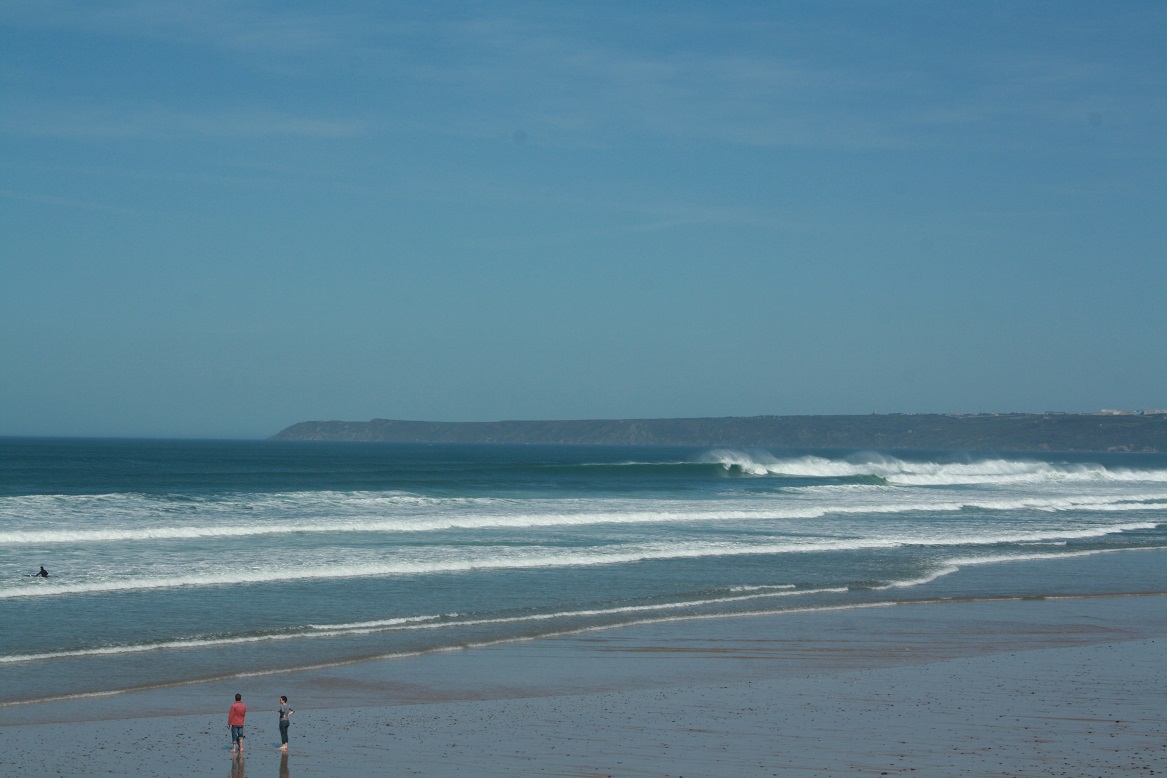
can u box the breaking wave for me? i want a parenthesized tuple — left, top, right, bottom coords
(2, 491, 1164, 545)
(702, 450, 1167, 485)
(2, 521, 1157, 600)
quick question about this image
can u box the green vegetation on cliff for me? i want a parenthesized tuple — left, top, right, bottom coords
(271, 414, 1167, 453)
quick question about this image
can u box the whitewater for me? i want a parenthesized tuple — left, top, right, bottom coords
(1, 438, 1164, 706)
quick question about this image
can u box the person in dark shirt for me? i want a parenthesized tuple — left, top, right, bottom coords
(36, 566, 48, 578)
(278, 696, 295, 751)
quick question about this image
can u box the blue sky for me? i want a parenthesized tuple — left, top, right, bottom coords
(2, 1, 1164, 438)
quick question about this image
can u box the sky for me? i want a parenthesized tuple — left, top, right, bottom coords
(1, 1, 1165, 439)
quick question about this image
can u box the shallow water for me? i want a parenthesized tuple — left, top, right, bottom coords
(2, 439, 1165, 704)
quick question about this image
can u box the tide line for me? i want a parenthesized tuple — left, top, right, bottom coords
(0, 586, 844, 665)
(8, 591, 1161, 710)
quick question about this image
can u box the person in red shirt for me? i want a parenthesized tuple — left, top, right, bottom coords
(227, 693, 247, 753)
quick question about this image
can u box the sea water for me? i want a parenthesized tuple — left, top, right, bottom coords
(2, 438, 1165, 706)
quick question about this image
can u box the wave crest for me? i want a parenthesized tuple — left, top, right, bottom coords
(700, 450, 1167, 485)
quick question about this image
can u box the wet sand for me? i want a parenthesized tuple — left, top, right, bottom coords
(1, 590, 1164, 777)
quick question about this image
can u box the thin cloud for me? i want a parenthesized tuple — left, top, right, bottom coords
(1, 104, 369, 140)
(0, 0, 345, 53)
(4, 2, 1161, 154)
(0, 188, 138, 214)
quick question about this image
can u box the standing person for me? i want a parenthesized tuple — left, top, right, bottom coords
(277, 695, 294, 751)
(227, 693, 247, 753)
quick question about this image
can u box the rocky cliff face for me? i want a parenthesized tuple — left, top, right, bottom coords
(271, 413, 1167, 452)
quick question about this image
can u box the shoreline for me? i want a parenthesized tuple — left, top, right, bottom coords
(2, 592, 1164, 776)
(4, 546, 1165, 715)
(2, 553, 1165, 775)
(3, 591, 1163, 715)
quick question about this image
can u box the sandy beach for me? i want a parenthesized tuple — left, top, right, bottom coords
(2, 581, 1164, 777)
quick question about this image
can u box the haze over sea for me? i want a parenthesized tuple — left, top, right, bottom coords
(2, 438, 1165, 707)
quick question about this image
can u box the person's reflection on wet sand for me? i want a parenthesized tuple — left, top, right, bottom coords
(279, 751, 289, 778)
(230, 752, 245, 778)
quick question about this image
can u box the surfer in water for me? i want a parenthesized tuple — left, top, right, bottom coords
(35, 566, 49, 578)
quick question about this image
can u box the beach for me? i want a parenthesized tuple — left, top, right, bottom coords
(3, 441, 1166, 775)
(2, 576, 1164, 777)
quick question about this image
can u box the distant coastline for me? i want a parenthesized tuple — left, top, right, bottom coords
(271, 413, 1167, 453)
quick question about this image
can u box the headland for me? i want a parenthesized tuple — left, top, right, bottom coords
(271, 412, 1167, 452)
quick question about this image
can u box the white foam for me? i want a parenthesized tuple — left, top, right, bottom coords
(944, 548, 1121, 567)
(876, 546, 1147, 592)
(874, 565, 961, 590)
(2, 520, 1157, 600)
(702, 450, 1167, 485)
(2, 491, 1163, 545)
(306, 614, 451, 630)
(0, 544, 826, 599)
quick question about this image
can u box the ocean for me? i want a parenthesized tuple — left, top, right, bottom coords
(2, 438, 1165, 707)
